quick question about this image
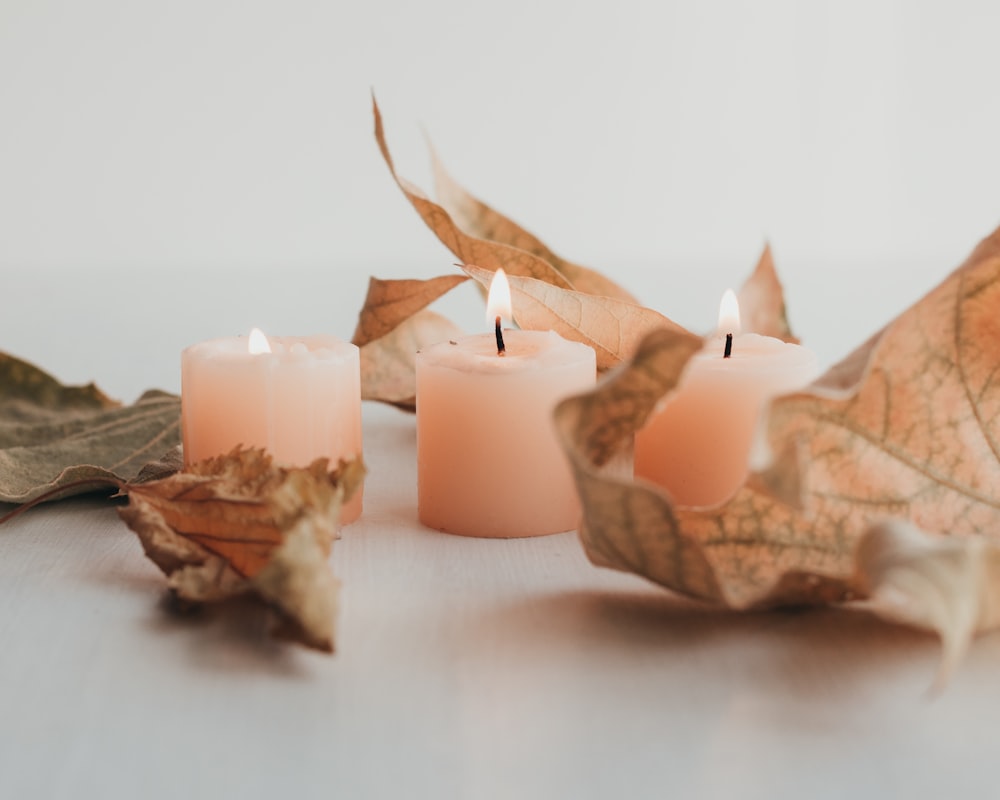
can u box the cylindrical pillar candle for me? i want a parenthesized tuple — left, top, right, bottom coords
(635, 290, 819, 507)
(416, 270, 596, 537)
(181, 331, 363, 523)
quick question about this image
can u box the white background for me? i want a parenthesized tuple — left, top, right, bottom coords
(1, 0, 999, 393)
(2, 0, 998, 268)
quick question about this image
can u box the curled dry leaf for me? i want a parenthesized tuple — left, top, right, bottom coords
(462, 263, 688, 371)
(374, 98, 572, 289)
(119, 448, 365, 653)
(0, 352, 181, 504)
(351, 274, 468, 347)
(359, 309, 464, 411)
(373, 100, 797, 374)
(352, 275, 468, 409)
(856, 520, 1000, 690)
(737, 244, 800, 343)
(555, 226, 1000, 668)
(430, 144, 638, 302)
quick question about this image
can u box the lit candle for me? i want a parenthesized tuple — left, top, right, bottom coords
(634, 290, 820, 507)
(416, 269, 596, 537)
(181, 330, 363, 523)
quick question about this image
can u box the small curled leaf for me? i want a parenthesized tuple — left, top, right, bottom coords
(120, 448, 365, 653)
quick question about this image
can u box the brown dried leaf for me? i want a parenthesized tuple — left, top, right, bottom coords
(430, 145, 637, 302)
(737, 244, 800, 343)
(0, 351, 116, 416)
(352, 274, 467, 409)
(374, 101, 801, 372)
(856, 520, 1000, 689)
(462, 263, 690, 371)
(556, 226, 1000, 647)
(359, 309, 464, 411)
(373, 97, 573, 289)
(120, 448, 365, 652)
(351, 274, 468, 347)
(0, 352, 181, 504)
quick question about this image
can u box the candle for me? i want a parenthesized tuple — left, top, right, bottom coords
(181, 330, 363, 523)
(416, 269, 596, 537)
(634, 290, 820, 507)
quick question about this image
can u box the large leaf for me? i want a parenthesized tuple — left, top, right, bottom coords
(372, 101, 801, 373)
(0, 352, 181, 504)
(430, 145, 637, 302)
(555, 225, 1000, 672)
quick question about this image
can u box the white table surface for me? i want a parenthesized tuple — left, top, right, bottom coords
(2, 259, 998, 800)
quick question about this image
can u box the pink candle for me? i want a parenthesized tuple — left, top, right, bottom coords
(416, 270, 596, 538)
(181, 330, 363, 523)
(635, 290, 819, 507)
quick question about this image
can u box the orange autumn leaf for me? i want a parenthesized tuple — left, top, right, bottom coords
(374, 97, 573, 289)
(370, 100, 802, 376)
(120, 448, 365, 652)
(430, 144, 638, 302)
(351, 275, 468, 410)
(351, 275, 468, 347)
(555, 226, 1000, 675)
(359, 309, 464, 411)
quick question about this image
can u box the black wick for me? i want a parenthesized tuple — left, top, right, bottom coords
(495, 316, 506, 356)
(723, 332, 733, 359)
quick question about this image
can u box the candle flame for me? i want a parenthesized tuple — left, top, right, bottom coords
(248, 327, 272, 355)
(486, 268, 512, 325)
(717, 289, 741, 335)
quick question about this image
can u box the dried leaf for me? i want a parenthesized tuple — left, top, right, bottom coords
(462, 263, 689, 370)
(737, 244, 800, 343)
(360, 309, 464, 411)
(131, 445, 185, 486)
(374, 100, 799, 371)
(254, 520, 343, 650)
(120, 448, 365, 652)
(351, 274, 468, 409)
(0, 352, 181, 504)
(0, 351, 116, 416)
(430, 145, 638, 302)
(373, 97, 573, 289)
(555, 225, 1000, 635)
(856, 520, 1000, 689)
(351, 274, 468, 347)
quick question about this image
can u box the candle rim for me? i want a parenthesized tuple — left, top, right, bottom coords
(417, 329, 595, 374)
(183, 333, 359, 360)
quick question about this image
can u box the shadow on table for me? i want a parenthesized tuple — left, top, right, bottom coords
(479, 588, 941, 700)
(141, 593, 319, 678)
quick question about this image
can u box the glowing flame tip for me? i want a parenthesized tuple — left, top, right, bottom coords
(248, 327, 271, 355)
(486, 268, 512, 325)
(718, 289, 741, 335)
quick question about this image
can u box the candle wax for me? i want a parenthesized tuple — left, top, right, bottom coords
(181, 334, 363, 523)
(416, 330, 595, 538)
(634, 333, 820, 507)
